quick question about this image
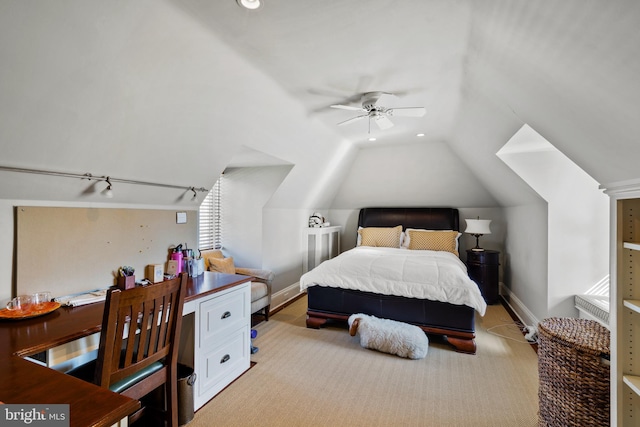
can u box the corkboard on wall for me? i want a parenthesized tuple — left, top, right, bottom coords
(16, 206, 197, 297)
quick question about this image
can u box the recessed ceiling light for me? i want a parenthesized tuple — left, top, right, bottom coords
(368, 137, 377, 142)
(236, 0, 262, 9)
(416, 133, 425, 137)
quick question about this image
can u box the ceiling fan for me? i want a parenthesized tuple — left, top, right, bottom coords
(330, 91, 425, 130)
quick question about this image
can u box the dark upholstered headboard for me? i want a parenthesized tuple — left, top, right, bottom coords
(357, 207, 459, 232)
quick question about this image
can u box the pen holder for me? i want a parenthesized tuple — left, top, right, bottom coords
(187, 258, 205, 277)
(117, 275, 136, 290)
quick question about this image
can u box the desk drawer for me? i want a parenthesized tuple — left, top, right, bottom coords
(197, 327, 249, 398)
(199, 286, 249, 348)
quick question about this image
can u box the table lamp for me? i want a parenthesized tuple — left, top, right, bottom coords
(465, 217, 492, 251)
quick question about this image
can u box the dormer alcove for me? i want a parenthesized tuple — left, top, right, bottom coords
(497, 124, 609, 323)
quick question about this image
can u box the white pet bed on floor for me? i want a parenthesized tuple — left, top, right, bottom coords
(348, 313, 429, 360)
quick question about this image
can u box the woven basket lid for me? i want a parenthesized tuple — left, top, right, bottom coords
(539, 317, 610, 356)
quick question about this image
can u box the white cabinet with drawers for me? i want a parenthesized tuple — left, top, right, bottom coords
(180, 280, 251, 410)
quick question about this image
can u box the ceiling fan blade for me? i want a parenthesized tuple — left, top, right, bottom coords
(308, 87, 352, 98)
(374, 115, 394, 130)
(376, 92, 399, 105)
(337, 115, 368, 126)
(331, 104, 366, 112)
(388, 107, 426, 117)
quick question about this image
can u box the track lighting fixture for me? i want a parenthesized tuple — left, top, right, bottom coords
(0, 165, 209, 200)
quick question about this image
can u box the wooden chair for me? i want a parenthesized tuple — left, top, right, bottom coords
(68, 273, 187, 426)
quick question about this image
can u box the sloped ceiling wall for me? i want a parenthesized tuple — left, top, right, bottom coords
(451, 1, 640, 192)
(1, 1, 638, 208)
(0, 0, 349, 207)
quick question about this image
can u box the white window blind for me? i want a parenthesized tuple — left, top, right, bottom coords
(198, 176, 223, 250)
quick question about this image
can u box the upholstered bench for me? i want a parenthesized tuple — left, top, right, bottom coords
(201, 250, 274, 320)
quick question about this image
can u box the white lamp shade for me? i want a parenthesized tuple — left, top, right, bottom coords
(464, 219, 492, 235)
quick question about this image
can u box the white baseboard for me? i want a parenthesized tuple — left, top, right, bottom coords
(271, 282, 303, 311)
(499, 282, 540, 327)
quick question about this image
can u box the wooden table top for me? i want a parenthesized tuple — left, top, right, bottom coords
(0, 272, 251, 427)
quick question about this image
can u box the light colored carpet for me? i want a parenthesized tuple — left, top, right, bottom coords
(189, 295, 539, 427)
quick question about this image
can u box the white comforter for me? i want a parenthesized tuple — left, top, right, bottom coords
(300, 246, 487, 315)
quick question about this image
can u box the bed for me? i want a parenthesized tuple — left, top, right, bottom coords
(300, 207, 487, 354)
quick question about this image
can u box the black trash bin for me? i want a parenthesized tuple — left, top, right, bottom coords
(177, 364, 196, 426)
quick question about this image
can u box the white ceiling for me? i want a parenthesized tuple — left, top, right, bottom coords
(1, 0, 639, 206)
(169, 0, 640, 187)
(173, 0, 472, 145)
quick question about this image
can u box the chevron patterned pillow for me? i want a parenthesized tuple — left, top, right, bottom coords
(358, 225, 403, 248)
(407, 230, 460, 256)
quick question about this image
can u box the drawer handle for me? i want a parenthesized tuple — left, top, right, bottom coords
(221, 311, 231, 319)
(220, 354, 230, 364)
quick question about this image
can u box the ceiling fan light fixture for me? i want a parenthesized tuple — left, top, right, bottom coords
(236, 0, 262, 10)
(331, 91, 425, 133)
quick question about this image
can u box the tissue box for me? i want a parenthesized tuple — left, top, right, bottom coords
(146, 264, 164, 283)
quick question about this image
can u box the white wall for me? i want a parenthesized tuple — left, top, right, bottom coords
(502, 203, 549, 324)
(217, 165, 312, 296)
(220, 165, 292, 267)
(330, 140, 499, 209)
(262, 208, 313, 293)
(498, 126, 610, 318)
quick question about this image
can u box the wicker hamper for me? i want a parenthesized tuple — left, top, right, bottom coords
(538, 317, 610, 427)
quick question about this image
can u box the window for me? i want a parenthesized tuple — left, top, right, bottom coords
(198, 175, 223, 250)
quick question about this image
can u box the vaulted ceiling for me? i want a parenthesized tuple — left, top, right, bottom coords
(0, 0, 638, 207)
(174, 0, 640, 185)
(174, 0, 472, 145)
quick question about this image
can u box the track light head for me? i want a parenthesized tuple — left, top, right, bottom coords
(102, 177, 114, 198)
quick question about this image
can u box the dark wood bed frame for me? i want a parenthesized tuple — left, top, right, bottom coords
(305, 207, 478, 354)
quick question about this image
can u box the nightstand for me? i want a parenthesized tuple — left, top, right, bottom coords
(466, 249, 500, 304)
